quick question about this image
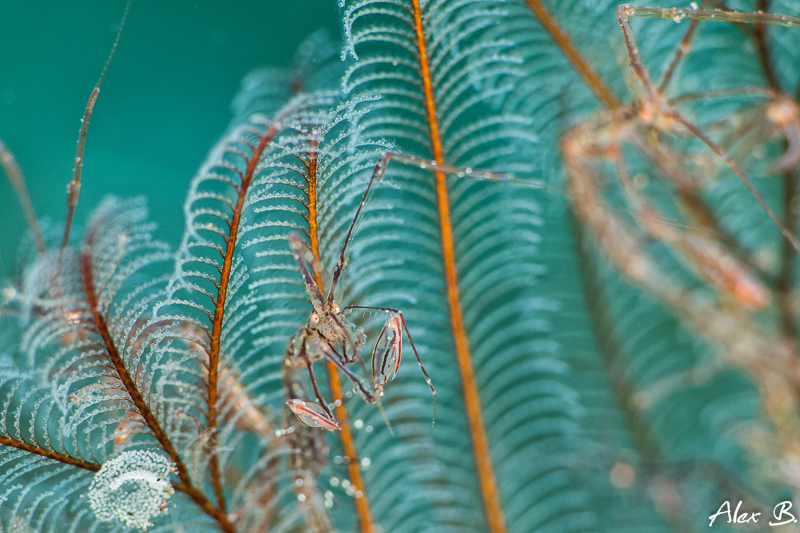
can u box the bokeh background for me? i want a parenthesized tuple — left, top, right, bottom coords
(0, 0, 339, 272)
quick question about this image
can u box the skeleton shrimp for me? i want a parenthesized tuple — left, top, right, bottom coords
(283, 152, 514, 430)
(556, 3, 800, 492)
(560, 4, 800, 313)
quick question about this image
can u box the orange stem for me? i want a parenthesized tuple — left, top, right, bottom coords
(208, 125, 279, 514)
(80, 238, 235, 533)
(524, 0, 620, 110)
(0, 436, 100, 471)
(305, 145, 376, 533)
(410, 2, 507, 532)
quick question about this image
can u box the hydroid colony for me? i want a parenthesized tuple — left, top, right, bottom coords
(2, 1, 800, 532)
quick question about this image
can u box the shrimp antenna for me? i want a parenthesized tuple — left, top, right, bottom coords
(0, 137, 45, 254)
(60, 0, 132, 252)
(376, 399, 394, 436)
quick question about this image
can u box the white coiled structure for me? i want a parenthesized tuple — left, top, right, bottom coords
(88, 450, 175, 530)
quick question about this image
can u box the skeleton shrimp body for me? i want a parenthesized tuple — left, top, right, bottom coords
(563, 103, 772, 310)
(281, 152, 514, 430)
(552, 3, 800, 492)
(559, 4, 800, 313)
(283, 153, 448, 431)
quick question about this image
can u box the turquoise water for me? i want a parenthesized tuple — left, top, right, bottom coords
(0, 0, 339, 277)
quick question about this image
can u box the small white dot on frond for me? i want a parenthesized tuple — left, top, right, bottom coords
(88, 450, 175, 530)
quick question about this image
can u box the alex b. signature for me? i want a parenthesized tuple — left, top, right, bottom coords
(710, 501, 798, 527)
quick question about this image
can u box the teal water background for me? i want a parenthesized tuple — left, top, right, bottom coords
(0, 0, 339, 278)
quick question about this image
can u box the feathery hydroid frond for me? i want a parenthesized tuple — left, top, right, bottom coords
(163, 44, 408, 524)
(337, 1, 594, 532)
(0, 197, 193, 531)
